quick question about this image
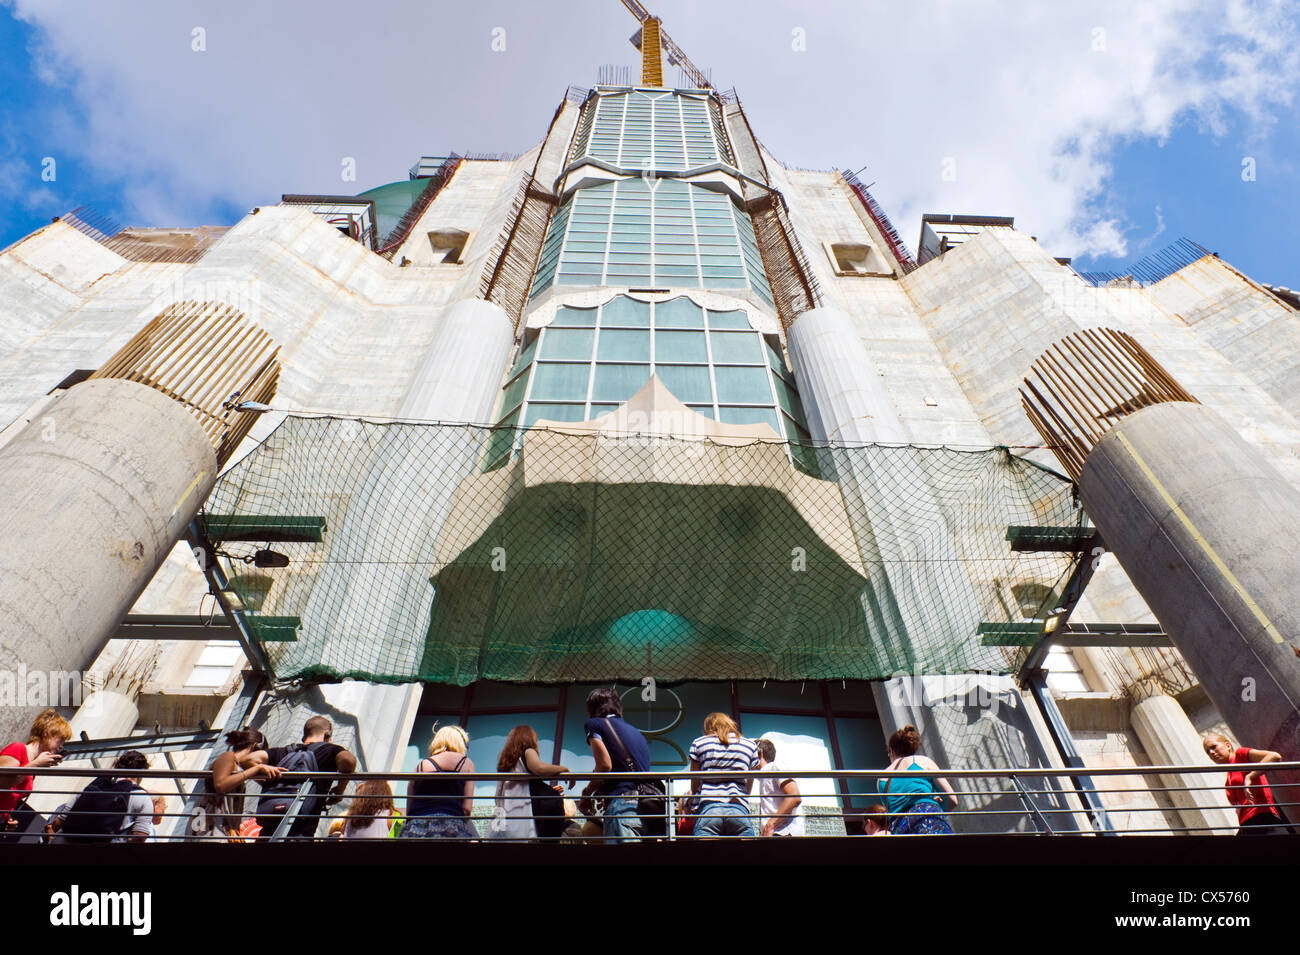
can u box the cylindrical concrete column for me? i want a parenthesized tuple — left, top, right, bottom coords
(787, 306, 984, 670)
(0, 378, 217, 742)
(69, 689, 141, 740)
(398, 298, 518, 421)
(271, 298, 516, 775)
(787, 307, 1079, 831)
(1081, 401, 1300, 814)
(785, 306, 905, 445)
(786, 306, 921, 674)
(1128, 683, 1239, 835)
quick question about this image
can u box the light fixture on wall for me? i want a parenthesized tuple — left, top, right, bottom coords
(253, 549, 290, 569)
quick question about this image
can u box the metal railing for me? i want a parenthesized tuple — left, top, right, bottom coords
(4, 760, 1298, 844)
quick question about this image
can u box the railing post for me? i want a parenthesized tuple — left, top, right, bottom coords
(268, 780, 316, 842)
(1009, 774, 1054, 835)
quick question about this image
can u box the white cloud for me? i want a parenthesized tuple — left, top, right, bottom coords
(7, 0, 1299, 261)
(1141, 204, 1168, 251)
(706, 0, 1300, 260)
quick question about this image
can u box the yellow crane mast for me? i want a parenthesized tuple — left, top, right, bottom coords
(619, 0, 713, 89)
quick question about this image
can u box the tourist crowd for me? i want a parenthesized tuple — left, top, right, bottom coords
(0, 699, 1290, 842)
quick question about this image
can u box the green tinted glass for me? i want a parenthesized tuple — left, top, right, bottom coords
(540, 327, 595, 361)
(530, 363, 591, 401)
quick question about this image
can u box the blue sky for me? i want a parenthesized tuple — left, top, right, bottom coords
(1, 0, 1297, 285)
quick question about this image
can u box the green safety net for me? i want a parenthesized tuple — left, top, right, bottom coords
(204, 415, 1083, 685)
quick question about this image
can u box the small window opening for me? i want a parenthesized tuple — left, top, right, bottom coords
(428, 229, 470, 264)
(826, 242, 882, 276)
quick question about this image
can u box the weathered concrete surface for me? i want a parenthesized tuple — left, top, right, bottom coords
(1081, 401, 1300, 815)
(1148, 255, 1300, 419)
(0, 378, 216, 741)
(260, 298, 517, 778)
(787, 304, 1080, 830)
(399, 298, 517, 423)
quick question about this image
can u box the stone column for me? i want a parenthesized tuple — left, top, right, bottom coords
(1080, 401, 1300, 820)
(1128, 682, 1239, 835)
(259, 298, 517, 776)
(0, 378, 216, 741)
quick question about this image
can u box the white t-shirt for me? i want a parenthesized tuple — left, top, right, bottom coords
(344, 809, 393, 840)
(758, 759, 805, 836)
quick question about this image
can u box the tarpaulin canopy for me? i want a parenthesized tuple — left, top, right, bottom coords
(203, 406, 1080, 685)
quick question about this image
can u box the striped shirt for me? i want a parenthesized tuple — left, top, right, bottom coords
(689, 735, 759, 802)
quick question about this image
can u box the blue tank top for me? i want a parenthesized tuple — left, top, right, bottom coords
(407, 755, 468, 817)
(879, 758, 940, 815)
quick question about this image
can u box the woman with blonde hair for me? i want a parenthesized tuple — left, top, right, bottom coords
(1203, 732, 1292, 835)
(196, 727, 281, 840)
(0, 708, 73, 840)
(685, 712, 760, 837)
(400, 725, 477, 840)
(877, 725, 957, 834)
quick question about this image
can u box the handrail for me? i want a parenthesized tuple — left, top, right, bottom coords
(7, 762, 1296, 843)
(17, 758, 1299, 781)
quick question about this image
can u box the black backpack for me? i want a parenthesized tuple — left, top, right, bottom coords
(260, 743, 322, 796)
(62, 777, 144, 843)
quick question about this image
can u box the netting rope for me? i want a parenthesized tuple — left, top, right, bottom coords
(203, 415, 1083, 685)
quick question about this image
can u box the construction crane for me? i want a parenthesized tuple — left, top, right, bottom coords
(620, 0, 713, 89)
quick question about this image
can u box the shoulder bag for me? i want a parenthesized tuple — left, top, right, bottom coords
(602, 717, 667, 836)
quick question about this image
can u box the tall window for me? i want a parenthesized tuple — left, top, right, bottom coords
(529, 178, 772, 305)
(486, 295, 817, 474)
(574, 90, 734, 171)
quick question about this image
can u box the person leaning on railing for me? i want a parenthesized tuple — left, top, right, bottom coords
(488, 724, 572, 841)
(1203, 733, 1294, 836)
(579, 688, 652, 843)
(400, 724, 478, 840)
(256, 716, 357, 839)
(45, 750, 155, 844)
(0, 708, 72, 841)
(685, 713, 760, 837)
(878, 725, 957, 835)
(198, 727, 283, 839)
(755, 737, 803, 837)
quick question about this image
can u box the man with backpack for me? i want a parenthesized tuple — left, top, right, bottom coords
(46, 750, 154, 844)
(256, 716, 357, 839)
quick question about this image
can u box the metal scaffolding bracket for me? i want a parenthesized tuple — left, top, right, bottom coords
(62, 728, 221, 761)
(185, 520, 272, 675)
(1017, 530, 1103, 679)
(113, 613, 238, 641)
(1025, 668, 1116, 835)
